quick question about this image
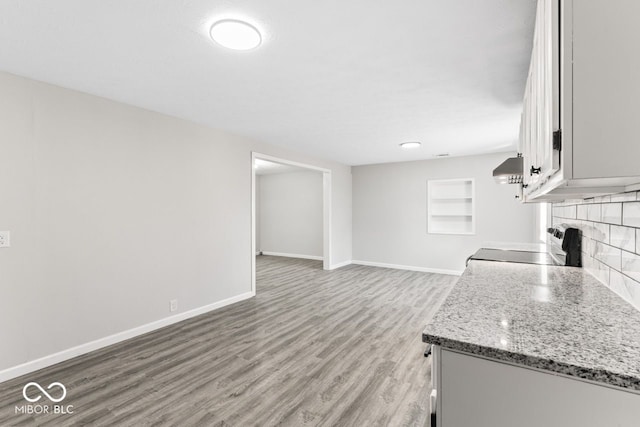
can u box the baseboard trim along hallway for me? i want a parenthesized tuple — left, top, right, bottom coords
(260, 251, 324, 261)
(351, 260, 463, 276)
(0, 291, 255, 383)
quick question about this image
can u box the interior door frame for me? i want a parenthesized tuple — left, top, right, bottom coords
(251, 152, 332, 294)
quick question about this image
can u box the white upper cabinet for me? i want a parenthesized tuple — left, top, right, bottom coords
(521, 0, 560, 190)
(519, 0, 640, 202)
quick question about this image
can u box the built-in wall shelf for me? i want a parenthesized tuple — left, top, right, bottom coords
(428, 178, 475, 235)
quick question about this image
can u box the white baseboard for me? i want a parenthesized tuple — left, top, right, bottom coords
(329, 260, 352, 270)
(0, 291, 255, 384)
(261, 251, 323, 261)
(351, 260, 463, 276)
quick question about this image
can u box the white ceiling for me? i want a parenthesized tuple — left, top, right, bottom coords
(0, 0, 536, 165)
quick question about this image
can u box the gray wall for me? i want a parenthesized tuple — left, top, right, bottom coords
(552, 193, 640, 312)
(0, 71, 352, 372)
(352, 152, 536, 272)
(258, 171, 323, 258)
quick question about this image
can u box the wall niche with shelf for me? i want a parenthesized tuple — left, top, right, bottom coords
(427, 178, 475, 235)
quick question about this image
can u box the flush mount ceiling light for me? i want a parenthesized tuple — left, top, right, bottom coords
(399, 142, 421, 150)
(210, 19, 262, 50)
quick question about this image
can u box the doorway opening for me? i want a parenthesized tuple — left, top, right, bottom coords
(251, 152, 331, 294)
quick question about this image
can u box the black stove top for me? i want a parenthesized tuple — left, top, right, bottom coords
(467, 225, 582, 268)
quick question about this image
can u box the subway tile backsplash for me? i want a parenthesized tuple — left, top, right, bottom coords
(602, 203, 622, 225)
(623, 202, 640, 227)
(622, 250, 640, 283)
(553, 191, 640, 312)
(611, 225, 636, 253)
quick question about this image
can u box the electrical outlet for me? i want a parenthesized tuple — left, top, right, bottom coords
(0, 231, 10, 248)
(170, 299, 178, 312)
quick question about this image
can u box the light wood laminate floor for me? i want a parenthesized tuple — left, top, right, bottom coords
(0, 256, 456, 426)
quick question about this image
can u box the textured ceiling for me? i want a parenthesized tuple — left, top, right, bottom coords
(0, 0, 536, 165)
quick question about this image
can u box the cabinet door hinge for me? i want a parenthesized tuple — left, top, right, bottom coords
(553, 130, 562, 151)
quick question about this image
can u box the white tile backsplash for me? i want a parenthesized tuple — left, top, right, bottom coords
(610, 270, 640, 311)
(554, 205, 577, 220)
(587, 204, 602, 222)
(622, 250, 640, 283)
(590, 222, 610, 244)
(611, 225, 636, 253)
(595, 195, 612, 204)
(589, 258, 611, 286)
(623, 202, 640, 227)
(582, 236, 594, 258)
(602, 203, 622, 225)
(594, 242, 622, 271)
(577, 205, 588, 220)
(611, 192, 637, 202)
(553, 190, 640, 313)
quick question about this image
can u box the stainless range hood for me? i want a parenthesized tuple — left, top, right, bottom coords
(493, 155, 523, 184)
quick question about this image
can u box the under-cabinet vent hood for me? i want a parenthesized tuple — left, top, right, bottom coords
(493, 155, 523, 184)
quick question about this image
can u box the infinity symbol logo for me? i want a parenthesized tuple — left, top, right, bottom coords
(22, 382, 67, 403)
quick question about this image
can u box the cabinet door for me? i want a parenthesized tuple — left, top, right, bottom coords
(521, 0, 560, 192)
(440, 350, 640, 427)
(521, 82, 534, 187)
(571, 0, 640, 179)
(536, 0, 560, 182)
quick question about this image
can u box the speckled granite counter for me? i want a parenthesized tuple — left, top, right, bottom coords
(423, 260, 640, 391)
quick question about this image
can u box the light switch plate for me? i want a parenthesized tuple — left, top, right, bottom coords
(0, 231, 10, 248)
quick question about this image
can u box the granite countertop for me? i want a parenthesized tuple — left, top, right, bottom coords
(423, 260, 640, 391)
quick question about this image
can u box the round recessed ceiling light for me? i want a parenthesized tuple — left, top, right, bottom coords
(210, 19, 262, 50)
(400, 142, 421, 149)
